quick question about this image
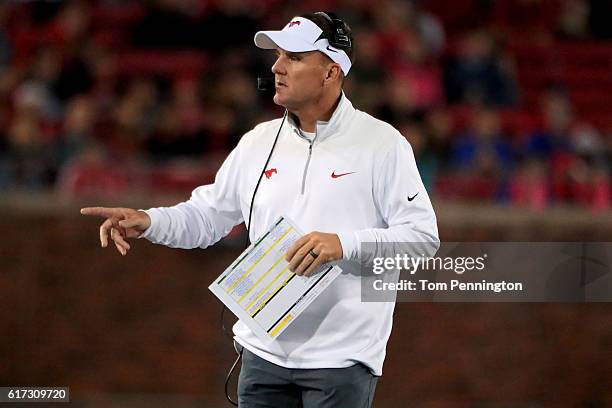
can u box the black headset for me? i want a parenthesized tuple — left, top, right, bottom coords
(315, 11, 352, 50)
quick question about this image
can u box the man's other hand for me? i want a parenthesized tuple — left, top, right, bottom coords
(285, 232, 343, 277)
(80, 207, 151, 256)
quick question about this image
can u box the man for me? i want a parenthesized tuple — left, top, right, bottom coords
(81, 12, 439, 408)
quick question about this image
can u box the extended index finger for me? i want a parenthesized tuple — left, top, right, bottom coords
(80, 207, 117, 218)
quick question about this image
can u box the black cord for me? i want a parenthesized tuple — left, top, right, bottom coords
(224, 345, 244, 406)
(245, 109, 288, 240)
(220, 305, 233, 339)
(223, 109, 287, 406)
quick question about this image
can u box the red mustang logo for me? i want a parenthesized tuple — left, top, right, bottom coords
(288, 21, 301, 28)
(264, 168, 277, 179)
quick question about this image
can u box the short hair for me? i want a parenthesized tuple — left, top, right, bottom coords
(300, 12, 355, 65)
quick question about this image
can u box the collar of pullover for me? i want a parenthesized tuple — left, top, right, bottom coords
(286, 91, 355, 143)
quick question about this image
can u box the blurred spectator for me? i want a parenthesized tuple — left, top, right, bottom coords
(204, 67, 258, 148)
(17, 46, 64, 122)
(172, 78, 205, 132)
(521, 87, 574, 202)
(387, 34, 443, 111)
(345, 28, 386, 114)
(55, 95, 95, 170)
(146, 104, 193, 160)
(510, 158, 549, 210)
(111, 78, 159, 157)
(451, 108, 514, 200)
(87, 44, 118, 116)
(6, 108, 53, 189)
(398, 118, 437, 192)
(146, 78, 207, 160)
(212, 68, 258, 116)
(571, 122, 606, 164)
(403, 0, 446, 58)
(453, 108, 513, 170)
(7, 51, 65, 188)
(567, 123, 610, 209)
(372, 0, 445, 59)
(372, 0, 412, 57)
(377, 74, 421, 122)
(47, 0, 92, 48)
(523, 87, 573, 160)
(373, 2, 444, 121)
(57, 142, 129, 197)
(565, 154, 606, 208)
(557, 0, 590, 39)
(424, 108, 454, 172)
(376, 1, 445, 114)
(48, 1, 97, 104)
(444, 29, 518, 106)
(590, 167, 610, 211)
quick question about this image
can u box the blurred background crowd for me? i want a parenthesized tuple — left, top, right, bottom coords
(0, 0, 610, 210)
(2, 2, 611, 406)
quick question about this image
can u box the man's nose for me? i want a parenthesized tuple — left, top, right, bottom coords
(271, 56, 285, 75)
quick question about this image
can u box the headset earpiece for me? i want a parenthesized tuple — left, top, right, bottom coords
(314, 11, 352, 50)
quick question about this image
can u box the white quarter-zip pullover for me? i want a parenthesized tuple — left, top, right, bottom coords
(141, 93, 439, 375)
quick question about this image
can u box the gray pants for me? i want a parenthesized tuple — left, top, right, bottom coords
(237, 347, 378, 408)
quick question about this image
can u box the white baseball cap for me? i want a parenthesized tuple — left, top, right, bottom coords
(254, 16, 352, 75)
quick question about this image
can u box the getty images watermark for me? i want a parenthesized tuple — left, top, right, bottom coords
(360, 242, 612, 302)
(372, 252, 523, 293)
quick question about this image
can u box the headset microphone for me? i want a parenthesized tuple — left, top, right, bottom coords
(257, 77, 274, 91)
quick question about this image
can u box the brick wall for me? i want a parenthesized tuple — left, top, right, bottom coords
(1, 199, 611, 407)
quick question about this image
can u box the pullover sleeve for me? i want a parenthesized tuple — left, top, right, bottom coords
(337, 135, 440, 262)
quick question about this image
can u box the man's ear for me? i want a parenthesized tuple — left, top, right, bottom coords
(324, 64, 342, 84)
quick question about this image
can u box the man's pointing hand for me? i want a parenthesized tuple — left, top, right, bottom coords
(80, 207, 151, 256)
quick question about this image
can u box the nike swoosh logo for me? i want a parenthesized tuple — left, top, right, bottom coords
(326, 45, 338, 53)
(407, 193, 419, 201)
(331, 171, 355, 179)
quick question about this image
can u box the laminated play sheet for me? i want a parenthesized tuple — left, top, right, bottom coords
(209, 216, 342, 343)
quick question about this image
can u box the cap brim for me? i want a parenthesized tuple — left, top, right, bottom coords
(254, 30, 318, 52)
